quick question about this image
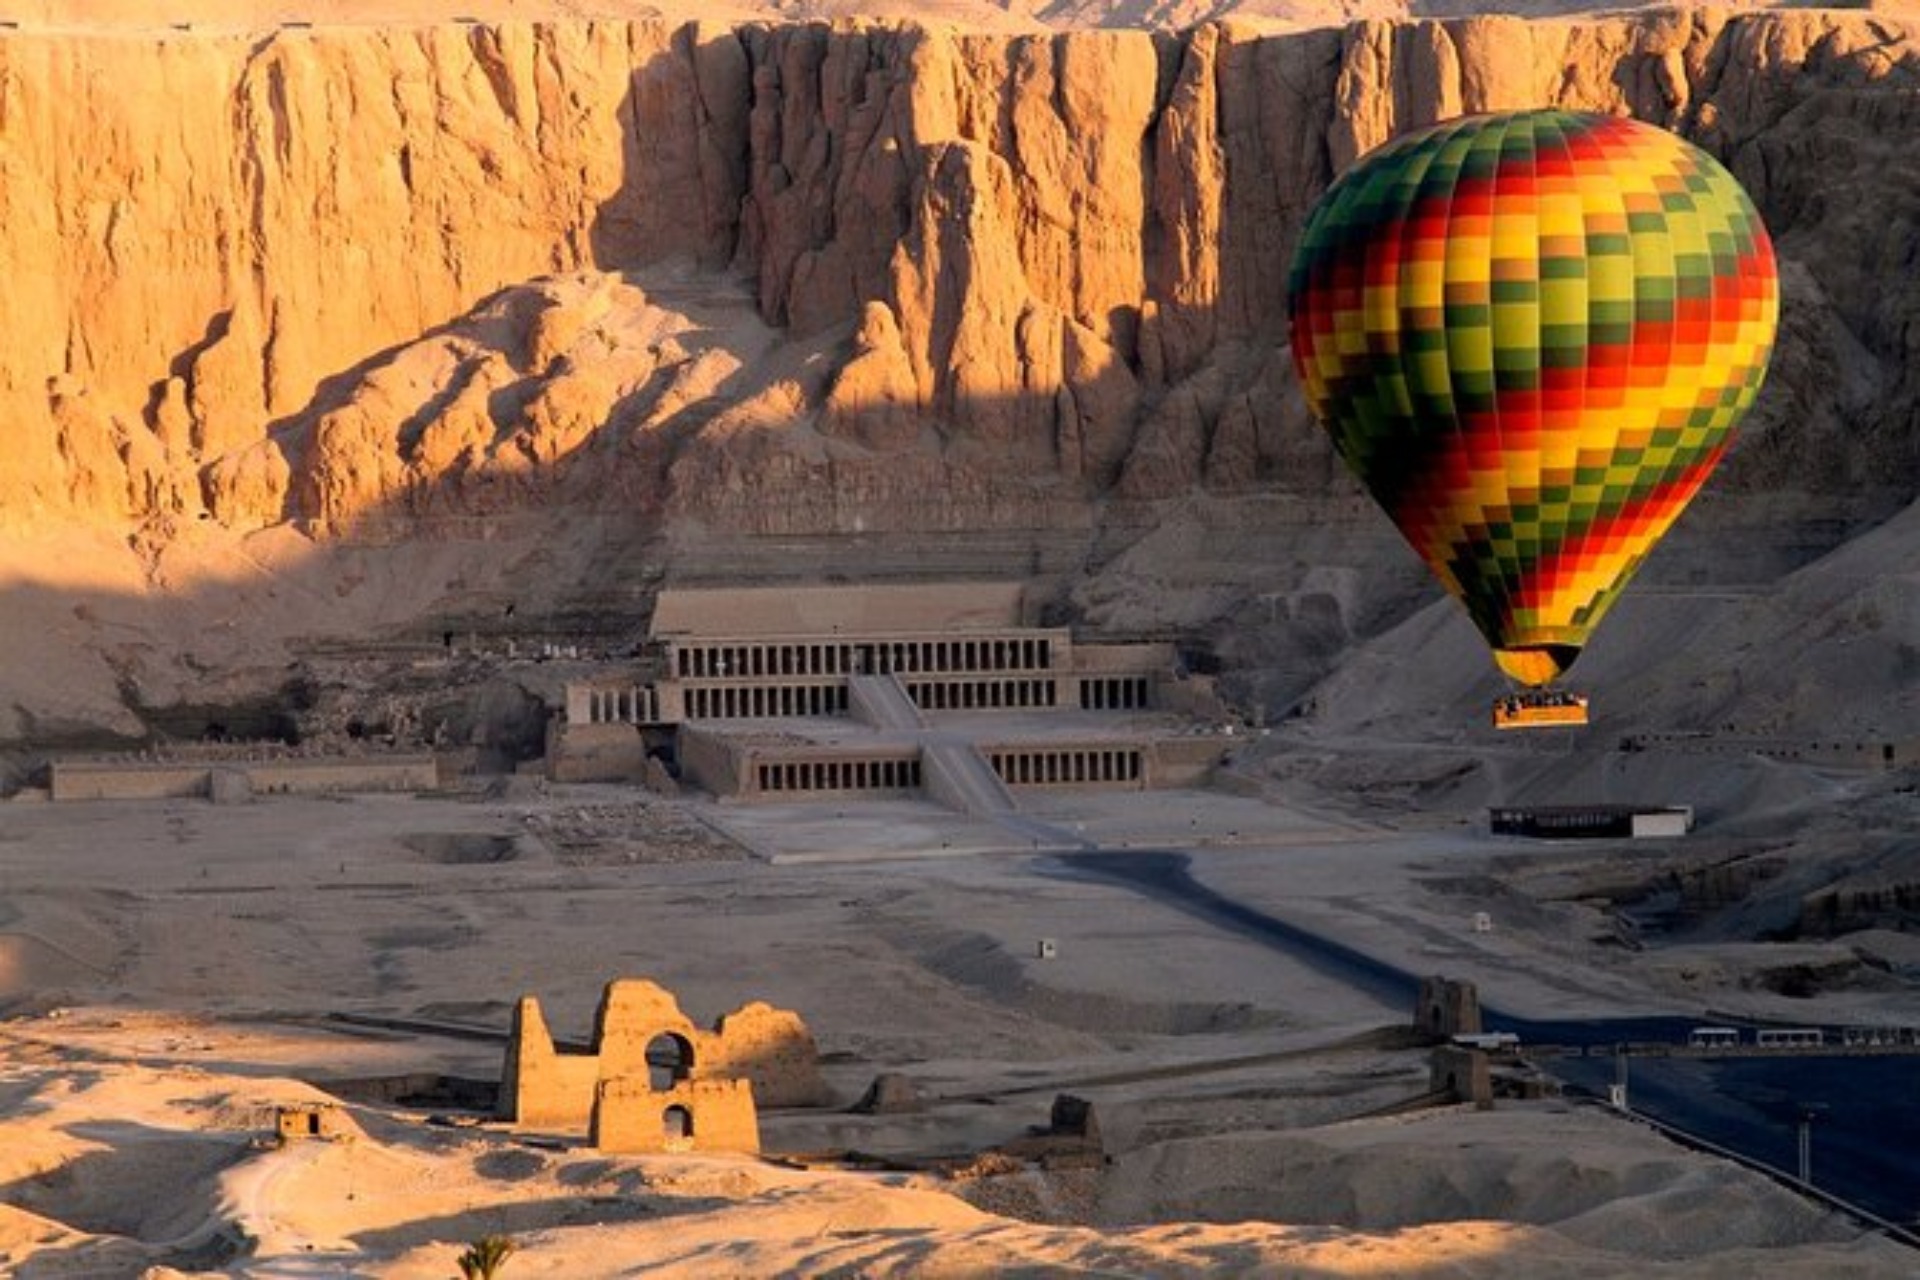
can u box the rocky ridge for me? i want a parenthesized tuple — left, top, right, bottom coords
(0, 10, 1918, 751)
(2, 10, 1916, 545)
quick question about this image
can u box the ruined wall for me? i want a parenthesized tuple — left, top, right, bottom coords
(1, 11, 1915, 543)
(702, 1002, 822, 1091)
(501, 977, 828, 1130)
(501, 995, 601, 1128)
(590, 1076, 760, 1155)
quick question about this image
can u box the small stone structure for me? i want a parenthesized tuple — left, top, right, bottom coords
(1042, 1094, 1102, 1154)
(592, 1076, 760, 1155)
(275, 1102, 352, 1143)
(1415, 976, 1483, 1040)
(501, 978, 827, 1135)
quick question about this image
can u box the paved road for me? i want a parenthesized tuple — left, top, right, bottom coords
(1050, 850, 1414, 1008)
(1050, 849, 1920, 1231)
(1553, 1053, 1920, 1229)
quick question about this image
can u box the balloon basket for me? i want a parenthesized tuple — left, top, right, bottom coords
(1492, 691, 1591, 731)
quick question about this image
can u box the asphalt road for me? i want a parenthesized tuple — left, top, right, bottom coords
(1050, 849, 1920, 1231)
(1552, 1053, 1920, 1228)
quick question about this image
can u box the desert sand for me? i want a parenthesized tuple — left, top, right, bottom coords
(0, 777, 1912, 1275)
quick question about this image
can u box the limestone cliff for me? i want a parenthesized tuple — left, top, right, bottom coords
(1, 11, 1916, 545)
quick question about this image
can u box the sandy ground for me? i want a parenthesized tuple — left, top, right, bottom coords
(0, 779, 1914, 1276)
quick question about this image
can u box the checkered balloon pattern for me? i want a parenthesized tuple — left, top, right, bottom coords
(1288, 111, 1778, 687)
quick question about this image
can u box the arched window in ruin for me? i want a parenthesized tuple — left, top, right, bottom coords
(646, 1032, 695, 1091)
(663, 1104, 694, 1142)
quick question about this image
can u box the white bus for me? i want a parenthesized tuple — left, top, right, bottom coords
(1755, 1027, 1823, 1050)
(1451, 1032, 1521, 1052)
(1688, 1026, 1740, 1049)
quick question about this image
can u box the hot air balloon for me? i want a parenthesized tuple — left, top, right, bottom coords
(1287, 110, 1778, 728)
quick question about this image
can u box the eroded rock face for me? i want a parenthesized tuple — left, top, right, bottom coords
(0, 11, 1916, 543)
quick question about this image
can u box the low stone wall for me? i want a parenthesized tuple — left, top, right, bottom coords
(240, 757, 438, 795)
(50, 763, 210, 802)
(1621, 733, 1920, 770)
(49, 754, 438, 802)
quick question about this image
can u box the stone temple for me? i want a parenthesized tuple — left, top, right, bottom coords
(547, 582, 1239, 811)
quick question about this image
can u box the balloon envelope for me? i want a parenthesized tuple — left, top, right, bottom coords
(1287, 110, 1778, 686)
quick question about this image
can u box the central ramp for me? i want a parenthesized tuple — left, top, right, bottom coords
(847, 674, 927, 732)
(922, 740, 1017, 817)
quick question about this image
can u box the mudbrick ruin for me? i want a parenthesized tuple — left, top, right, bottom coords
(503, 977, 828, 1154)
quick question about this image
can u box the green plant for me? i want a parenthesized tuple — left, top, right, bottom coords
(454, 1234, 516, 1280)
